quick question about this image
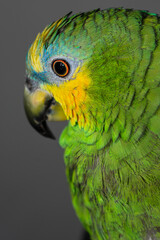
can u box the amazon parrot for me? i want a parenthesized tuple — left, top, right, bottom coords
(24, 8, 160, 240)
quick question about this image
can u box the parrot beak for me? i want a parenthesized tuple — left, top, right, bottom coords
(24, 78, 67, 139)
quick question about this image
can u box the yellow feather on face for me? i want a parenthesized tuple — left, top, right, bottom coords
(27, 19, 63, 73)
(41, 65, 92, 129)
(28, 33, 44, 73)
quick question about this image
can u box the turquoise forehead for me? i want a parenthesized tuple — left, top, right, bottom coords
(42, 36, 88, 64)
(42, 15, 96, 61)
(27, 8, 155, 81)
(28, 7, 157, 65)
(26, 10, 106, 80)
(41, 8, 120, 60)
(41, 7, 139, 61)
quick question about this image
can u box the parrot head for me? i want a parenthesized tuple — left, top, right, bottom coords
(24, 9, 139, 138)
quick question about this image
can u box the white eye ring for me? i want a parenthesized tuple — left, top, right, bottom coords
(44, 54, 82, 85)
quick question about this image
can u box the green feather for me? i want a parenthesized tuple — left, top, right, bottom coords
(58, 8, 160, 240)
(26, 7, 160, 240)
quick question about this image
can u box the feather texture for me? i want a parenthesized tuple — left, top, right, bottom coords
(58, 9, 160, 240)
(26, 8, 160, 240)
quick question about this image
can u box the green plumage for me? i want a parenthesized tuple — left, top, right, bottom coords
(58, 9, 160, 240)
(25, 7, 160, 240)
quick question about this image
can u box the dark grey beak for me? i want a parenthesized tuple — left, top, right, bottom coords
(24, 78, 55, 139)
(24, 78, 67, 139)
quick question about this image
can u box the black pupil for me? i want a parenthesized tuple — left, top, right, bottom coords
(54, 61, 67, 76)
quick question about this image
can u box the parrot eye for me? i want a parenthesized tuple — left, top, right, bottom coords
(52, 59, 70, 77)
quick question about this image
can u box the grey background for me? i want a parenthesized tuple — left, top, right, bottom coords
(0, 0, 160, 239)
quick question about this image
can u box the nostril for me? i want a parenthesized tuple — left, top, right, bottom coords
(25, 78, 33, 91)
(51, 97, 56, 105)
(25, 77, 38, 92)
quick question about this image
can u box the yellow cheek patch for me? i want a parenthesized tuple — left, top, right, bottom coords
(42, 65, 92, 129)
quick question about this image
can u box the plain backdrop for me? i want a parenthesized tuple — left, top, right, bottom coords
(1, 0, 160, 239)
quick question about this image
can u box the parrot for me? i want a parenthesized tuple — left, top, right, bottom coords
(24, 8, 160, 240)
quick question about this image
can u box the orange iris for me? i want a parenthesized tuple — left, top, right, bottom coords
(52, 59, 70, 77)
